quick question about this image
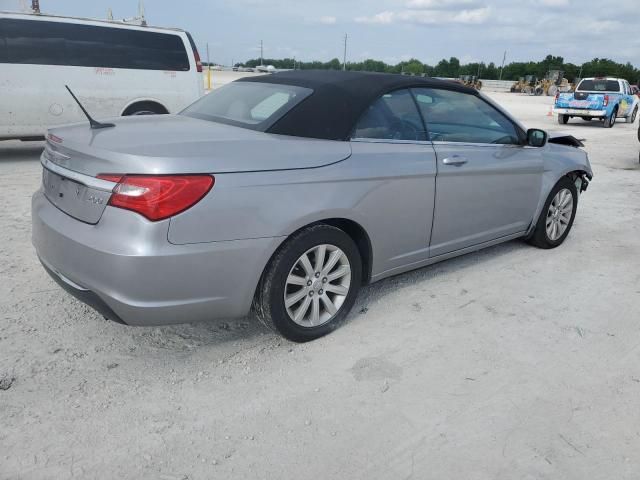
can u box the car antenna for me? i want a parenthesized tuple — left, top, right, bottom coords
(65, 85, 115, 130)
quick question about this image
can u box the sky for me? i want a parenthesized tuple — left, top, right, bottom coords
(1, 0, 638, 67)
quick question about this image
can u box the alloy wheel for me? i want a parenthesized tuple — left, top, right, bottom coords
(546, 188, 574, 241)
(284, 244, 351, 327)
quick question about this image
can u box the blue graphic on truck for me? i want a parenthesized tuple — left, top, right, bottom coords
(553, 77, 639, 128)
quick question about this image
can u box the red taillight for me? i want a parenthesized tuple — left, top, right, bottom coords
(603, 95, 609, 107)
(97, 174, 123, 183)
(554, 92, 559, 104)
(47, 133, 63, 144)
(98, 175, 214, 221)
(193, 48, 203, 73)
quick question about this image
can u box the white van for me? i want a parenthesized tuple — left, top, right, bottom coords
(0, 12, 204, 140)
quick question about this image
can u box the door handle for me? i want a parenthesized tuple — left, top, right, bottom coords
(442, 156, 468, 166)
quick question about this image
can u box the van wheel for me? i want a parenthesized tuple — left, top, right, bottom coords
(255, 225, 362, 342)
(557, 114, 569, 124)
(582, 117, 592, 121)
(628, 106, 638, 124)
(122, 102, 168, 116)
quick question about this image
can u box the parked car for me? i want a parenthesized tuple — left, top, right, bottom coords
(554, 77, 639, 127)
(32, 71, 592, 342)
(631, 85, 640, 98)
(0, 11, 204, 141)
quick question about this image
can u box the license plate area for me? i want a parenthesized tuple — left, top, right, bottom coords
(42, 168, 110, 224)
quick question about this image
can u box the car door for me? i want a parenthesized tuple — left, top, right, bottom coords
(349, 88, 438, 276)
(412, 87, 543, 257)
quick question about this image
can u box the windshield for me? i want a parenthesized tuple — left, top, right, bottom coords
(577, 79, 620, 92)
(181, 82, 313, 131)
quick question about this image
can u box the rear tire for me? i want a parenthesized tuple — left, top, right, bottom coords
(528, 177, 578, 249)
(602, 108, 618, 128)
(122, 102, 168, 116)
(557, 114, 569, 125)
(255, 225, 362, 342)
(582, 116, 592, 121)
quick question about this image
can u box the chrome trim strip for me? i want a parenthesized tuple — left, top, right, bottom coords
(350, 138, 433, 145)
(430, 141, 523, 148)
(41, 154, 117, 192)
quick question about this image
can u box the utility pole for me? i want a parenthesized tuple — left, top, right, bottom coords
(498, 50, 507, 81)
(260, 40, 264, 67)
(343, 34, 348, 71)
(206, 43, 212, 90)
(342, 34, 348, 70)
(31, 0, 40, 13)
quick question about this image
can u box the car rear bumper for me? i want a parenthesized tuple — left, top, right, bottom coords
(553, 108, 606, 117)
(32, 189, 282, 326)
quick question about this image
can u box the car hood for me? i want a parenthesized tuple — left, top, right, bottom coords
(46, 115, 352, 177)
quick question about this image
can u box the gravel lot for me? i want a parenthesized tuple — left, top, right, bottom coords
(1, 92, 639, 480)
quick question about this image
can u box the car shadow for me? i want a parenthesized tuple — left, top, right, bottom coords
(352, 238, 526, 316)
(562, 120, 634, 129)
(132, 238, 528, 353)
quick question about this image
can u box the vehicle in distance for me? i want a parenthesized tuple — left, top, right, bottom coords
(32, 71, 592, 342)
(0, 11, 204, 141)
(554, 77, 639, 127)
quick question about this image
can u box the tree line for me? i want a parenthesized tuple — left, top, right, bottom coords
(238, 54, 640, 84)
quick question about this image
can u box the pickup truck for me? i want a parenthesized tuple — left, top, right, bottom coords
(554, 77, 639, 127)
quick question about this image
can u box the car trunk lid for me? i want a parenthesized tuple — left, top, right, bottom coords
(45, 115, 352, 177)
(41, 114, 351, 224)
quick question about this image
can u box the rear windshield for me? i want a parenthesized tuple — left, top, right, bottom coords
(0, 18, 189, 70)
(181, 82, 313, 131)
(577, 79, 620, 92)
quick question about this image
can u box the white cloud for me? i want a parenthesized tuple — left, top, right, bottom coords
(356, 7, 490, 25)
(355, 11, 396, 24)
(406, 0, 481, 9)
(536, 0, 570, 6)
(318, 15, 337, 24)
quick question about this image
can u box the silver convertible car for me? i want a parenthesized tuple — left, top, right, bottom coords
(32, 71, 592, 341)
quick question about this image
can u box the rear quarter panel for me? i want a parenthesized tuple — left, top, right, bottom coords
(168, 140, 438, 277)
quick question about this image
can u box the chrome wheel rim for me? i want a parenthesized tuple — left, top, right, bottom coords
(284, 244, 351, 327)
(546, 188, 573, 241)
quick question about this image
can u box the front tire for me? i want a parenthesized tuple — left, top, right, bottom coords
(255, 225, 362, 342)
(528, 177, 578, 249)
(557, 114, 569, 125)
(628, 106, 638, 124)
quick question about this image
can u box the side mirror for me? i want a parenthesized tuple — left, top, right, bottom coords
(527, 128, 547, 147)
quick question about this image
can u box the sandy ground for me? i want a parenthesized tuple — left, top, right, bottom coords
(1, 92, 639, 480)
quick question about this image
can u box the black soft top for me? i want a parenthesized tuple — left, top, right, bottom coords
(237, 70, 477, 141)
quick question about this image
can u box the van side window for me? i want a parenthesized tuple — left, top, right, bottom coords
(0, 18, 190, 71)
(0, 21, 7, 63)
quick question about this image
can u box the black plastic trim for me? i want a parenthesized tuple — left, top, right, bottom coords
(40, 261, 127, 325)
